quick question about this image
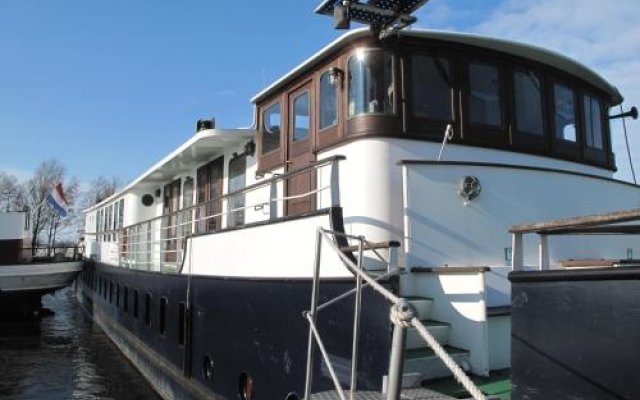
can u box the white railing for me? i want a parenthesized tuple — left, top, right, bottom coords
(87, 156, 345, 272)
(510, 208, 640, 271)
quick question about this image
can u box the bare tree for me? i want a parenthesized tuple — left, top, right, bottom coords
(0, 171, 22, 211)
(20, 159, 78, 255)
(85, 176, 120, 205)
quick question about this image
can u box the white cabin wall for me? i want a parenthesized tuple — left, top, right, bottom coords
(318, 137, 628, 267)
(0, 212, 26, 240)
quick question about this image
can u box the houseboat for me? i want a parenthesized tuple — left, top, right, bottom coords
(79, 26, 640, 400)
(0, 210, 83, 318)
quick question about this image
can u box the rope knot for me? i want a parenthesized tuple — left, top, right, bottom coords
(390, 299, 416, 328)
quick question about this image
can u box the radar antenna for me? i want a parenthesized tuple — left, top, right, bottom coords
(315, 0, 430, 38)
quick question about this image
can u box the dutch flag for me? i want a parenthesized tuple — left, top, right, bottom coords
(46, 183, 69, 217)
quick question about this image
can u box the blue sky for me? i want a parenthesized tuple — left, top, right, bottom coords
(1, 0, 639, 184)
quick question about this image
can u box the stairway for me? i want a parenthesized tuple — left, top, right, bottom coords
(401, 296, 471, 386)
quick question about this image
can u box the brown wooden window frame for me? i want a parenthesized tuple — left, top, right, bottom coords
(258, 96, 285, 173)
(405, 49, 458, 139)
(316, 62, 343, 148)
(549, 78, 583, 160)
(344, 47, 402, 137)
(461, 58, 509, 146)
(582, 91, 608, 165)
(510, 66, 548, 153)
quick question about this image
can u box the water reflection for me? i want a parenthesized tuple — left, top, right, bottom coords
(0, 287, 159, 400)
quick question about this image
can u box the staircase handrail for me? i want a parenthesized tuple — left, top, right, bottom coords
(303, 227, 486, 400)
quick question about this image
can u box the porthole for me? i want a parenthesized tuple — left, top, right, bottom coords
(238, 372, 254, 400)
(202, 354, 214, 381)
(285, 393, 299, 400)
(141, 194, 154, 207)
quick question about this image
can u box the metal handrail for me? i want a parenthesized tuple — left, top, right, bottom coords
(88, 155, 345, 238)
(303, 228, 486, 400)
(87, 156, 345, 271)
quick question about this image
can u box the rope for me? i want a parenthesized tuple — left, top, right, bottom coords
(389, 299, 415, 328)
(620, 104, 637, 185)
(410, 318, 486, 400)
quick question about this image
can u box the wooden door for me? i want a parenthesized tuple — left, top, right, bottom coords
(286, 85, 316, 216)
(196, 156, 224, 232)
(163, 179, 181, 263)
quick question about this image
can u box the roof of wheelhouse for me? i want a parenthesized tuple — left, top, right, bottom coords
(251, 28, 623, 105)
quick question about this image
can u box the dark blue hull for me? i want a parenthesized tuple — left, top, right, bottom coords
(78, 261, 394, 400)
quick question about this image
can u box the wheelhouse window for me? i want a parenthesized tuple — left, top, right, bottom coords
(583, 94, 604, 149)
(347, 49, 394, 117)
(468, 62, 503, 127)
(293, 91, 310, 141)
(319, 71, 338, 130)
(410, 55, 453, 121)
(513, 69, 544, 135)
(261, 102, 281, 154)
(553, 83, 577, 142)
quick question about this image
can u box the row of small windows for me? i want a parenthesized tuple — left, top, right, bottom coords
(96, 199, 125, 241)
(83, 271, 182, 344)
(261, 47, 609, 164)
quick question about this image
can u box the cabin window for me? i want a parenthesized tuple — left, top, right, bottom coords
(513, 69, 544, 135)
(410, 55, 453, 121)
(347, 49, 394, 117)
(133, 289, 139, 319)
(123, 286, 129, 313)
(118, 199, 124, 229)
(553, 83, 577, 142)
(293, 91, 311, 142)
(262, 102, 282, 154)
(109, 280, 113, 303)
(116, 284, 120, 307)
(228, 155, 246, 228)
(159, 297, 168, 335)
(145, 292, 152, 326)
(178, 302, 186, 346)
(319, 71, 338, 130)
(583, 94, 604, 149)
(468, 62, 503, 127)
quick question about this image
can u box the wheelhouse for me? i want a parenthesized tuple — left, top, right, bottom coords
(254, 30, 620, 174)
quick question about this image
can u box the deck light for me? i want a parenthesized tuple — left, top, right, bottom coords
(609, 106, 638, 120)
(333, 1, 350, 29)
(244, 140, 256, 157)
(327, 67, 344, 86)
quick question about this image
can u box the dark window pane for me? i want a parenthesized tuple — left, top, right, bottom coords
(468, 62, 503, 127)
(319, 71, 338, 130)
(159, 297, 167, 335)
(584, 94, 604, 149)
(262, 102, 281, 154)
(514, 69, 544, 135)
(145, 293, 151, 326)
(348, 50, 394, 117)
(178, 303, 186, 346)
(228, 155, 246, 228)
(554, 83, 577, 142)
(410, 55, 452, 120)
(293, 92, 310, 142)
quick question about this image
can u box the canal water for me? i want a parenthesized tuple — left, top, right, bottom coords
(0, 287, 160, 400)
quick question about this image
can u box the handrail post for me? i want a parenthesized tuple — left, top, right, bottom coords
(349, 237, 365, 399)
(330, 158, 341, 207)
(269, 180, 278, 220)
(304, 228, 323, 400)
(388, 246, 398, 273)
(539, 234, 549, 270)
(386, 313, 408, 400)
(511, 233, 523, 271)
